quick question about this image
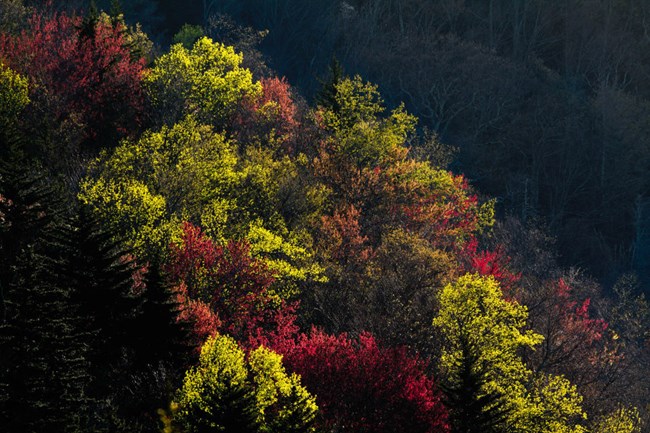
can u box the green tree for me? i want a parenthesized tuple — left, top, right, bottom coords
(173, 334, 317, 433)
(314, 57, 344, 113)
(0, 157, 92, 433)
(144, 36, 261, 128)
(172, 23, 204, 49)
(433, 274, 586, 433)
(79, 115, 323, 293)
(0, 62, 29, 127)
(0, 0, 27, 33)
(593, 407, 642, 433)
(318, 75, 416, 167)
(79, 115, 237, 258)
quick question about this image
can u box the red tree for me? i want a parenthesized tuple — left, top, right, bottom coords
(524, 278, 623, 414)
(319, 203, 373, 270)
(0, 11, 145, 150)
(165, 222, 297, 346)
(460, 237, 521, 291)
(233, 76, 300, 152)
(268, 328, 450, 433)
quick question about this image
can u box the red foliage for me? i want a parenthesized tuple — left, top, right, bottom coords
(258, 77, 299, 134)
(118, 253, 149, 296)
(553, 279, 609, 347)
(165, 222, 297, 345)
(313, 144, 485, 254)
(174, 283, 222, 350)
(460, 237, 520, 291)
(0, 11, 145, 148)
(268, 328, 449, 433)
(233, 76, 299, 152)
(319, 204, 373, 269)
(524, 277, 623, 405)
(396, 170, 482, 250)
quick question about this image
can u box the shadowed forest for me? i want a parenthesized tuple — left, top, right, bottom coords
(1, 1, 649, 432)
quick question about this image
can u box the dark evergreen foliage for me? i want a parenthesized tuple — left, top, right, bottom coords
(314, 57, 344, 113)
(68, 208, 142, 398)
(68, 209, 190, 431)
(441, 335, 510, 433)
(0, 151, 92, 433)
(185, 378, 260, 433)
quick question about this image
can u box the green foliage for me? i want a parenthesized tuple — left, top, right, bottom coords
(314, 57, 344, 112)
(434, 274, 540, 432)
(79, 115, 238, 258)
(0, 0, 27, 33)
(95, 11, 154, 62)
(80, 115, 324, 288)
(172, 23, 205, 49)
(433, 274, 586, 433)
(144, 36, 261, 127)
(320, 75, 416, 167)
(174, 334, 317, 433)
(246, 223, 326, 299)
(593, 407, 642, 433)
(0, 62, 29, 124)
(515, 373, 586, 433)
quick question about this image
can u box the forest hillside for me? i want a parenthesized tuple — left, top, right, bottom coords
(1, 1, 649, 432)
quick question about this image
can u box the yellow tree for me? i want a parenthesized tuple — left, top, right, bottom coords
(173, 334, 318, 433)
(144, 36, 261, 128)
(433, 274, 586, 433)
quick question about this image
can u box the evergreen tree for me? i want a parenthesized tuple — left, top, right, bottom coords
(433, 274, 586, 433)
(0, 153, 91, 433)
(69, 208, 191, 431)
(314, 57, 344, 112)
(440, 333, 509, 433)
(68, 208, 142, 400)
(132, 260, 190, 370)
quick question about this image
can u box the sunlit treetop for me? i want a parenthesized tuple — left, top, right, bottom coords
(173, 334, 318, 433)
(433, 274, 586, 433)
(0, 62, 29, 123)
(145, 36, 262, 128)
(317, 75, 417, 167)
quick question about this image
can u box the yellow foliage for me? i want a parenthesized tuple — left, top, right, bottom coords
(145, 36, 261, 127)
(0, 62, 29, 123)
(434, 274, 587, 433)
(174, 335, 318, 433)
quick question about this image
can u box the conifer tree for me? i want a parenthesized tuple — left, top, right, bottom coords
(68, 208, 142, 400)
(433, 274, 586, 433)
(68, 209, 190, 431)
(314, 57, 344, 113)
(0, 152, 91, 433)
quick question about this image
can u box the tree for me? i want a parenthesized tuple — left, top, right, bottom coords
(433, 274, 586, 433)
(306, 75, 492, 336)
(79, 114, 323, 286)
(521, 277, 624, 418)
(314, 57, 344, 113)
(593, 406, 642, 433)
(271, 328, 450, 433)
(79, 115, 238, 258)
(0, 10, 146, 160)
(0, 62, 29, 128)
(0, 157, 92, 432)
(165, 222, 297, 346)
(144, 36, 261, 128)
(233, 76, 301, 153)
(312, 75, 492, 250)
(173, 334, 317, 433)
(0, 0, 27, 34)
(359, 228, 455, 356)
